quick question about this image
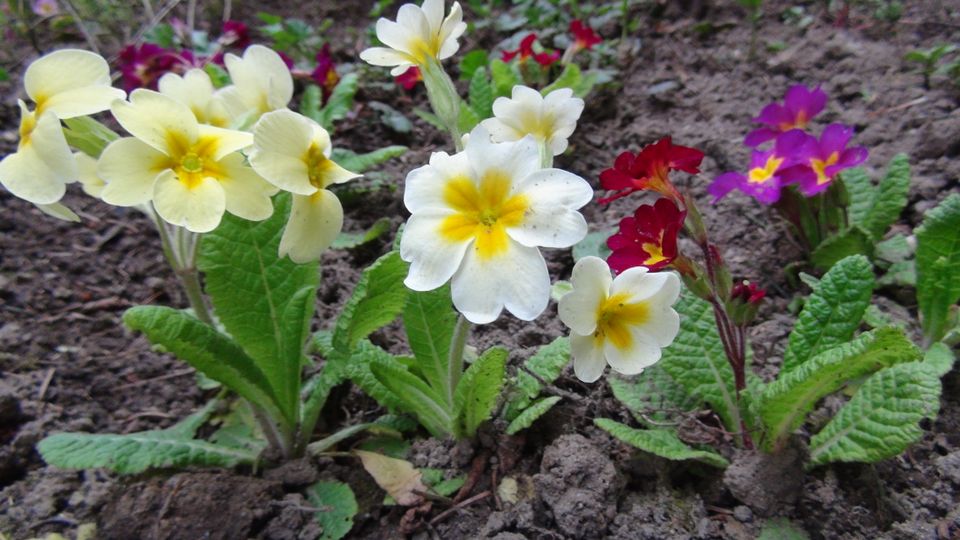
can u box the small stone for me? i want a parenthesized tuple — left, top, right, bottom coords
(733, 505, 753, 522)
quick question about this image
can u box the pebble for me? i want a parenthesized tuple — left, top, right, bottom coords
(733, 505, 753, 523)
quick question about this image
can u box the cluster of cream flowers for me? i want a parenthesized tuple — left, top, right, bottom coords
(0, 45, 357, 263)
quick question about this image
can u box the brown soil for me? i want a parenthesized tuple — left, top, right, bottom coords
(2, 1, 959, 539)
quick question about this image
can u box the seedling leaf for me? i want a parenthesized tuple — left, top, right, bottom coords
(307, 481, 358, 540)
(454, 347, 508, 438)
(332, 251, 408, 353)
(503, 337, 570, 421)
(595, 419, 729, 468)
(371, 357, 454, 438)
(506, 396, 561, 435)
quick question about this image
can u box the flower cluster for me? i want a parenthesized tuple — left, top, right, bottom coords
(709, 84, 868, 205)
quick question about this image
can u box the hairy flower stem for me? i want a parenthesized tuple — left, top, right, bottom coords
(251, 402, 294, 459)
(446, 314, 472, 403)
(421, 58, 463, 150)
(150, 207, 215, 326)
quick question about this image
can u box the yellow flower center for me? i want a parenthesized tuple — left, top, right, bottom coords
(181, 153, 203, 173)
(408, 35, 443, 64)
(811, 151, 840, 185)
(519, 109, 556, 141)
(17, 111, 37, 150)
(642, 242, 667, 266)
(747, 155, 784, 184)
(593, 292, 650, 350)
(304, 144, 337, 190)
(168, 134, 224, 190)
(438, 169, 529, 260)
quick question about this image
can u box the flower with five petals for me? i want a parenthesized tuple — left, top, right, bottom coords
(480, 85, 584, 157)
(359, 0, 467, 75)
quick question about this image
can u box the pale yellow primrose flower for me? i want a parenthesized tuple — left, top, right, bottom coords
(480, 86, 585, 157)
(98, 90, 276, 233)
(360, 0, 467, 75)
(158, 69, 230, 128)
(249, 110, 359, 263)
(400, 126, 593, 324)
(218, 45, 293, 123)
(558, 256, 681, 383)
(0, 49, 124, 207)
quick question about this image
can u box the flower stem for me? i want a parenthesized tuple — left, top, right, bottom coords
(149, 206, 215, 326)
(446, 314, 472, 403)
(421, 58, 463, 150)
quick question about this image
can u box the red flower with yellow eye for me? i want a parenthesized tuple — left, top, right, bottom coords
(395, 66, 422, 90)
(607, 198, 686, 273)
(311, 44, 340, 103)
(501, 33, 560, 67)
(570, 20, 601, 52)
(599, 137, 704, 204)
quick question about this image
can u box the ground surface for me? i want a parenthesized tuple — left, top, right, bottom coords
(1, 1, 960, 539)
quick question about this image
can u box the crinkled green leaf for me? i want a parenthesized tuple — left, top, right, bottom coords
(458, 50, 489, 80)
(542, 63, 583, 96)
(306, 421, 399, 455)
(922, 342, 957, 378)
(808, 361, 942, 467)
(503, 337, 570, 421)
(875, 233, 913, 264)
(299, 84, 323, 121)
(915, 193, 960, 343)
(595, 419, 729, 468)
(845, 154, 910, 241)
(331, 218, 391, 250)
(317, 72, 358, 130)
(298, 367, 346, 452)
(457, 101, 481, 134)
(403, 285, 458, 405)
(810, 226, 873, 269)
(335, 340, 407, 412)
(608, 366, 701, 427)
(330, 145, 407, 174)
(782, 255, 875, 373)
(307, 481, 358, 540)
(469, 66, 494, 119)
(454, 347, 507, 438)
(878, 260, 916, 287)
(506, 396, 561, 435)
(371, 357, 453, 438)
(413, 107, 446, 131)
(490, 59, 521, 97)
(761, 327, 920, 451)
(332, 251, 408, 353)
(658, 291, 741, 432)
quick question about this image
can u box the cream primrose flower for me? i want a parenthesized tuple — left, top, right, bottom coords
(0, 49, 124, 209)
(218, 45, 294, 123)
(249, 110, 360, 263)
(480, 85, 585, 157)
(359, 0, 467, 75)
(158, 69, 230, 128)
(98, 90, 277, 233)
(558, 256, 681, 383)
(400, 126, 593, 324)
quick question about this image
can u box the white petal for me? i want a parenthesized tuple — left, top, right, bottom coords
(37, 201, 80, 222)
(159, 69, 216, 121)
(224, 45, 293, 113)
(395, 4, 431, 47)
(611, 269, 681, 305)
(464, 126, 539, 188)
(27, 110, 77, 182)
(558, 256, 611, 335)
(437, 3, 466, 59)
(152, 169, 226, 233)
(360, 47, 412, 68)
(218, 153, 277, 221)
(603, 329, 662, 375)
(112, 90, 198, 155)
(403, 151, 471, 213)
(421, 0, 444, 33)
(39, 86, 126, 120)
(570, 333, 606, 383)
(639, 307, 681, 348)
(479, 117, 524, 143)
(0, 149, 64, 205)
(279, 190, 343, 263)
(25, 49, 113, 108)
(400, 211, 470, 291)
(98, 137, 168, 206)
(375, 18, 415, 54)
(508, 168, 593, 248)
(252, 109, 314, 157)
(450, 239, 549, 324)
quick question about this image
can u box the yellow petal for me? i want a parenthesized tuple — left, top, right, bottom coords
(218, 153, 277, 221)
(111, 90, 198, 156)
(159, 69, 217, 121)
(75, 152, 105, 199)
(252, 109, 313, 157)
(152, 169, 226, 233)
(27, 110, 77, 181)
(279, 190, 343, 263)
(98, 137, 169, 206)
(38, 86, 126, 120)
(1, 112, 75, 204)
(24, 49, 112, 110)
(223, 45, 293, 115)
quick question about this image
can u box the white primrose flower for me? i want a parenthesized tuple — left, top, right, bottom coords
(480, 86, 585, 157)
(360, 0, 467, 75)
(249, 110, 360, 263)
(401, 126, 593, 324)
(158, 69, 231, 128)
(99, 90, 276, 233)
(218, 45, 294, 123)
(558, 256, 681, 383)
(0, 49, 124, 209)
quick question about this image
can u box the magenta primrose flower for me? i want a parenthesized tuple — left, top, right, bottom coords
(744, 84, 827, 147)
(708, 130, 814, 205)
(794, 123, 868, 196)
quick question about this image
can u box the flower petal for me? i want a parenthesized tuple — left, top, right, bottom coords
(450, 239, 549, 324)
(112, 90, 198, 155)
(152, 169, 226, 233)
(99, 137, 169, 206)
(25, 49, 115, 112)
(198, 124, 253, 160)
(37, 201, 80, 222)
(39, 86, 126, 120)
(558, 256, 611, 335)
(218, 153, 277, 221)
(464, 126, 539, 188)
(279, 190, 343, 263)
(359, 47, 412, 68)
(0, 147, 65, 205)
(400, 210, 470, 291)
(224, 45, 293, 112)
(610, 266, 672, 302)
(403, 150, 472, 213)
(603, 329, 662, 375)
(570, 333, 606, 383)
(75, 152, 105, 199)
(638, 306, 681, 348)
(508, 168, 592, 248)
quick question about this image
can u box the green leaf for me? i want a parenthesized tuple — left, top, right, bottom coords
(332, 251, 408, 353)
(307, 481, 358, 540)
(412, 107, 446, 131)
(62, 117, 119, 158)
(403, 286, 458, 405)
(839, 167, 873, 226)
(317, 73, 359, 130)
(808, 361, 942, 467)
(542, 63, 583, 96)
(506, 396, 561, 435)
(38, 430, 256, 474)
(875, 234, 914, 264)
(595, 419, 729, 468)
(458, 50, 489, 81)
(761, 327, 920, 451)
(758, 518, 810, 540)
(371, 358, 454, 438)
(504, 337, 570, 421)
(658, 291, 741, 432)
(299, 367, 345, 451)
(123, 306, 283, 422)
(331, 217, 391, 250)
(306, 422, 398, 455)
(878, 260, 916, 287)
(300, 84, 323, 122)
(922, 342, 957, 378)
(457, 101, 481, 134)
(782, 255, 875, 373)
(572, 228, 614, 262)
(468, 67, 494, 119)
(842, 155, 911, 241)
(337, 340, 408, 412)
(369, 101, 413, 133)
(608, 366, 701, 427)
(454, 347, 507, 438)
(330, 145, 408, 174)
(915, 193, 960, 343)
(490, 59, 521, 97)
(550, 280, 573, 302)
(810, 226, 873, 269)
(198, 193, 318, 421)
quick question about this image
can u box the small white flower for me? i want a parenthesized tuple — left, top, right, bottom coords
(400, 125, 593, 324)
(218, 45, 293, 123)
(249, 110, 360, 263)
(480, 86, 585, 157)
(360, 0, 467, 75)
(158, 69, 230, 127)
(558, 256, 681, 383)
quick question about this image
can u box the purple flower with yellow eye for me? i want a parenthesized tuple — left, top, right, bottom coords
(744, 84, 827, 147)
(708, 130, 814, 205)
(793, 123, 868, 196)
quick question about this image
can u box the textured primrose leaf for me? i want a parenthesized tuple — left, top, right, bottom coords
(506, 396, 561, 435)
(317, 72, 358, 130)
(457, 101, 481, 134)
(332, 251, 408, 353)
(782, 255, 874, 373)
(608, 366, 701, 427)
(595, 419, 729, 468)
(469, 66, 494, 119)
(330, 145, 408, 174)
(335, 340, 407, 412)
(454, 347, 508, 438)
(307, 481, 358, 540)
(658, 291, 741, 433)
(299, 367, 346, 451)
(761, 326, 920, 451)
(331, 218, 391, 250)
(503, 337, 570, 421)
(490, 59, 521, 98)
(922, 342, 957, 378)
(198, 193, 318, 421)
(915, 193, 960, 343)
(572, 228, 614, 262)
(841, 155, 911, 241)
(123, 306, 283, 423)
(403, 285, 458, 406)
(808, 361, 942, 467)
(542, 63, 583, 96)
(810, 226, 874, 269)
(371, 357, 454, 438)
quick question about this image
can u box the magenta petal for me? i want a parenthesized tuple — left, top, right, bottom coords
(784, 84, 828, 119)
(819, 123, 855, 155)
(837, 146, 869, 168)
(775, 129, 814, 163)
(707, 172, 746, 203)
(744, 178, 783, 205)
(744, 128, 778, 147)
(607, 251, 649, 274)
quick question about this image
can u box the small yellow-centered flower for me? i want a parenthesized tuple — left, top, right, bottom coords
(481, 85, 584, 157)
(360, 0, 467, 75)
(158, 69, 230, 128)
(218, 45, 293, 124)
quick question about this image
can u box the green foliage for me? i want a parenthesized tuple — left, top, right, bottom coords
(760, 327, 920, 451)
(915, 193, 960, 343)
(331, 218, 392, 250)
(404, 286, 459, 405)
(307, 481, 358, 540)
(257, 13, 328, 61)
(458, 50, 490, 80)
(758, 518, 810, 540)
(62, 117, 119, 158)
(302, 73, 359, 131)
(572, 228, 615, 262)
(468, 67, 495, 120)
(595, 419, 729, 468)
(608, 366, 701, 427)
(904, 43, 957, 86)
(841, 154, 911, 241)
(332, 251, 408, 353)
(781, 255, 874, 373)
(503, 337, 570, 421)
(454, 348, 508, 438)
(542, 63, 597, 98)
(371, 357, 453, 438)
(809, 226, 873, 269)
(490, 59, 522, 98)
(506, 396, 562, 435)
(336, 340, 408, 412)
(330, 145, 408, 174)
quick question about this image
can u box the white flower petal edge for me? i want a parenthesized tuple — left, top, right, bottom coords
(558, 256, 682, 382)
(221, 45, 293, 121)
(359, 0, 466, 74)
(280, 191, 344, 264)
(481, 85, 585, 156)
